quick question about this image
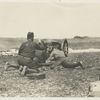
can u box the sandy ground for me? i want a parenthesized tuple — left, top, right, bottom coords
(0, 52, 100, 97)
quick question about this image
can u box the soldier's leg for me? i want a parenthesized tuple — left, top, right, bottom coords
(26, 68, 40, 74)
(62, 59, 84, 69)
(18, 65, 23, 73)
(20, 66, 28, 76)
(50, 58, 64, 69)
(17, 56, 30, 76)
(4, 62, 19, 71)
(22, 57, 40, 75)
(17, 56, 25, 73)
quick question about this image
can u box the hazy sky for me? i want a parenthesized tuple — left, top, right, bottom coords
(0, 1, 100, 38)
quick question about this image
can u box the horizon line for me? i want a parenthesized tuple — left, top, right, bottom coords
(0, 36, 100, 39)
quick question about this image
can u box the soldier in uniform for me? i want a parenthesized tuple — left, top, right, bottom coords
(4, 32, 45, 76)
(17, 32, 46, 76)
(46, 42, 84, 70)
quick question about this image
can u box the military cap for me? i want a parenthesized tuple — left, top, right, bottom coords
(27, 32, 34, 40)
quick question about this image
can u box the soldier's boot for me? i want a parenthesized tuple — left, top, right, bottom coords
(20, 66, 27, 76)
(4, 62, 10, 71)
(71, 61, 84, 69)
(78, 61, 85, 69)
(62, 61, 84, 69)
(18, 65, 23, 73)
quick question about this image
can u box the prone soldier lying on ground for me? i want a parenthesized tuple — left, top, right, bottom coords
(45, 41, 84, 70)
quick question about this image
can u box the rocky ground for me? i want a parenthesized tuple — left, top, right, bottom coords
(0, 52, 100, 97)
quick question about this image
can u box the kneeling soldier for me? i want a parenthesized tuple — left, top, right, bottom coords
(17, 32, 44, 76)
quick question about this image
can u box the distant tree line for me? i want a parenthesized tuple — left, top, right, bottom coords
(74, 36, 89, 39)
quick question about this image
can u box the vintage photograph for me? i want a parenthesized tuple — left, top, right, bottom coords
(0, 0, 100, 97)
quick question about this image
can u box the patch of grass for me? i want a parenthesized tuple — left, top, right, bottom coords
(0, 53, 100, 97)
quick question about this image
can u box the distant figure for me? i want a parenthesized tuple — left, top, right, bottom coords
(46, 42, 84, 70)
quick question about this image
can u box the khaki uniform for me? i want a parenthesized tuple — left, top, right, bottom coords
(18, 39, 44, 69)
(46, 48, 83, 69)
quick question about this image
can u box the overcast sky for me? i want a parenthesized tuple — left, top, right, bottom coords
(0, 0, 100, 39)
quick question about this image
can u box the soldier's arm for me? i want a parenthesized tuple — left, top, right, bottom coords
(35, 40, 45, 50)
(46, 51, 55, 63)
(18, 43, 25, 55)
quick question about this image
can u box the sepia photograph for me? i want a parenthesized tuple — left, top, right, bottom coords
(0, 0, 100, 97)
